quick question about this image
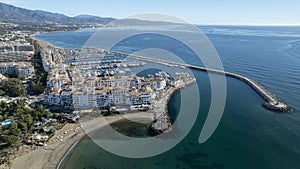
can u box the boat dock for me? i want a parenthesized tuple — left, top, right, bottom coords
(106, 49, 292, 112)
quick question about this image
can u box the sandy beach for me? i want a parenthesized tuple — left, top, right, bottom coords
(0, 123, 84, 169)
(0, 35, 154, 169)
(0, 34, 178, 169)
(0, 112, 153, 169)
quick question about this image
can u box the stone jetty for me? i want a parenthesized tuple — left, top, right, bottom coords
(150, 78, 196, 134)
(108, 50, 292, 113)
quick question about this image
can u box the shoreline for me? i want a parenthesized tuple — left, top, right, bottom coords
(30, 33, 64, 49)
(1, 112, 154, 169)
(150, 78, 196, 134)
(56, 140, 79, 169)
(0, 33, 84, 169)
(27, 30, 289, 169)
(30, 27, 101, 50)
(22, 34, 172, 169)
(57, 111, 154, 169)
(25, 30, 290, 169)
(0, 123, 85, 169)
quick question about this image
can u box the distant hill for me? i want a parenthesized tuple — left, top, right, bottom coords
(0, 2, 177, 27)
(0, 2, 115, 25)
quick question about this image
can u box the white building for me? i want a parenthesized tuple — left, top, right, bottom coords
(151, 78, 166, 91)
(0, 62, 34, 77)
(44, 73, 166, 109)
(43, 91, 61, 106)
(96, 93, 109, 108)
(130, 93, 152, 105)
(72, 88, 98, 108)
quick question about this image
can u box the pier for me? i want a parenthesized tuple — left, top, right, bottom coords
(106, 49, 292, 113)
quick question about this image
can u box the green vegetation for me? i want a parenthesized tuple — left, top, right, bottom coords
(0, 99, 69, 166)
(0, 23, 80, 165)
(6, 74, 26, 80)
(32, 84, 45, 94)
(30, 40, 48, 94)
(0, 101, 51, 147)
(0, 78, 24, 97)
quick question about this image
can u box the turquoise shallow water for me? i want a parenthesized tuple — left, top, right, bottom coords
(35, 26, 300, 169)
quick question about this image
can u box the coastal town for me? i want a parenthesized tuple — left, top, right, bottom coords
(0, 18, 294, 168)
(0, 1, 299, 169)
(0, 21, 196, 167)
(40, 45, 196, 132)
(0, 28, 57, 166)
(0, 24, 90, 167)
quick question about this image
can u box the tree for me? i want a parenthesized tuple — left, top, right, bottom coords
(32, 84, 45, 94)
(10, 119, 17, 129)
(0, 90, 5, 96)
(36, 105, 51, 118)
(3, 114, 8, 120)
(0, 102, 8, 112)
(17, 75, 26, 81)
(4, 135, 18, 146)
(32, 105, 51, 121)
(18, 122, 28, 131)
(0, 78, 24, 97)
(9, 127, 20, 136)
(23, 115, 33, 126)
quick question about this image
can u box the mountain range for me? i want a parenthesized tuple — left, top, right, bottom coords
(0, 2, 116, 25)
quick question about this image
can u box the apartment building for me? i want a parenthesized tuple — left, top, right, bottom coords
(0, 62, 34, 77)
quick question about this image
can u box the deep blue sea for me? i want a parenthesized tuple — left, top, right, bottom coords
(35, 26, 300, 169)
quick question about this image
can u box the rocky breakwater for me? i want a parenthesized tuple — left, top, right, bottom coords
(150, 77, 196, 134)
(263, 101, 292, 112)
(98, 50, 293, 113)
(224, 72, 292, 112)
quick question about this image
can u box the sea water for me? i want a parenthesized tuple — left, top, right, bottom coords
(35, 26, 300, 169)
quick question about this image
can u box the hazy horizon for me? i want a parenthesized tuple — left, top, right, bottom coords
(1, 0, 300, 26)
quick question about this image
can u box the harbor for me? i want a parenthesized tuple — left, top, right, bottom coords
(31, 25, 300, 169)
(38, 44, 198, 134)
(39, 44, 292, 113)
(106, 49, 293, 113)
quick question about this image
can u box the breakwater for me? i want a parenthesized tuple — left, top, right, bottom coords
(150, 78, 196, 134)
(107, 50, 292, 113)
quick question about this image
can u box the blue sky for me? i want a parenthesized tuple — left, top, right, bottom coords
(1, 0, 300, 25)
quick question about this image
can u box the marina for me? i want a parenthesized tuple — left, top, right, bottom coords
(40, 44, 292, 113)
(33, 24, 300, 169)
(106, 49, 293, 112)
